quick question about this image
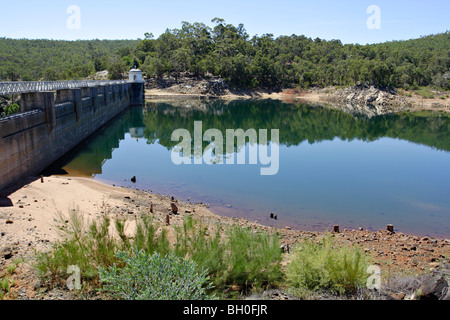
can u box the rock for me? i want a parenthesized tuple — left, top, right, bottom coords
(1, 246, 13, 259)
(418, 277, 448, 300)
(443, 289, 450, 301)
(231, 285, 242, 292)
(404, 293, 417, 300)
(6, 219, 13, 224)
(391, 292, 405, 300)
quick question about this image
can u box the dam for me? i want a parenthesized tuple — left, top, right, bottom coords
(0, 69, 144, 191)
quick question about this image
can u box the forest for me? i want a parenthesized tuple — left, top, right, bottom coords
(0, 19, 449, 90)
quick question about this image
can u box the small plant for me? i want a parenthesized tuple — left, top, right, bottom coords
(415, 87, 435, 99)
(0, 277, 12, 299)
(286, 234, 371, 295)
(6, 258, 24, 275)
(99, 249, 214, 300)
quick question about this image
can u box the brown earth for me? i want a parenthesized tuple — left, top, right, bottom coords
(145, 76, 450, 116)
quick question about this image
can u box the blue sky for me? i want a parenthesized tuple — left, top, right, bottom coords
(1, 0, 448, 44)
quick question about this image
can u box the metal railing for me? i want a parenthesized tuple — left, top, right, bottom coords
(0, 80, 129, 95)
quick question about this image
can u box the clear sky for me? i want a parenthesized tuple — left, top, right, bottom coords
(1, 0, 448, 44)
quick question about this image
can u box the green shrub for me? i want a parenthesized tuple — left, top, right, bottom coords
(415, 88, 434, 99)
(221, 225, 282, 289)
(35, 209, 282, 296)
(35, 209, 130, 282)
(286, 234, 371, 295)
(0, 277, 12, 299)
(173, 216, 283, 291)
(99, 249, 214, 300)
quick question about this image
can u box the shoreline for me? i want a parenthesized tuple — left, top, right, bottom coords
(145, 86, 450, 115)
(1, 175, 449, 299)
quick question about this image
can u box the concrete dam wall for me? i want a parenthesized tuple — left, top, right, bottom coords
(0, 81, 144, 191)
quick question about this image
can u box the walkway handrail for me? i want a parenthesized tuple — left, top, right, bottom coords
(0, 80, 129, 95)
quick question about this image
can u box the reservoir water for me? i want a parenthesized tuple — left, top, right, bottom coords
(47, 100, 450, 238)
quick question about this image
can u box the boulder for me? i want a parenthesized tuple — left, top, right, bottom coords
(418, 277, 448, 300)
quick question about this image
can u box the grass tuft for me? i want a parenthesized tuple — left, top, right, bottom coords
(286, 234, 371, 296)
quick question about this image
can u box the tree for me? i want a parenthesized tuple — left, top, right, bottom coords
(108, 55, 127, 80)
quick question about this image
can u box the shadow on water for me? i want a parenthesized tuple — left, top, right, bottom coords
(43, 105, 146, 177)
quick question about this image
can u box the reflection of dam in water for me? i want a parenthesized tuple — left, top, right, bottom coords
(129, 127, 144, 139)
(47, 106, 145, 177)
(53, 100, 450, 177)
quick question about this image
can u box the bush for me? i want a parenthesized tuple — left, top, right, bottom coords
(99, 249, 214, 300)
(35, 209, 282, 296)
(0, 102, 20, 117)
(35, 209, 128, 282)
(286, 234, 371, 295)
(415, 88, 434, 99)
(173, 216, 283, 291)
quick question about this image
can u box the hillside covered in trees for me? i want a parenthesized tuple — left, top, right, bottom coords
(1, 19, 449, 90)
(0, 39, 139, 81)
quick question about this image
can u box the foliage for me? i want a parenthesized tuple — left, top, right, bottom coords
(0, 38, 139, 81)
(0, 101, 20, 117)
(99, 249, 214, 300)
(0, 277, 15, 299)
(286, 234, 371, 295)
(173, 216, 283, 291)
(6, 258, 23, 275)
(35, 209, 129, 282)
(1, 20, 449, 89)
(35, 209, 282, 296)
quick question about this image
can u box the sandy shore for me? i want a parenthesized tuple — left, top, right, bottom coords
(1, 175, 449, 299)
(146, 87, 450, 114)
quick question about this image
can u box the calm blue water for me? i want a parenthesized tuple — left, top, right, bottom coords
(51, 100, 450, 238)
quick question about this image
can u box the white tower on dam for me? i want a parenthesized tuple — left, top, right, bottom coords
(129, 67, 144, 83)
(128, 67, 144, 106)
